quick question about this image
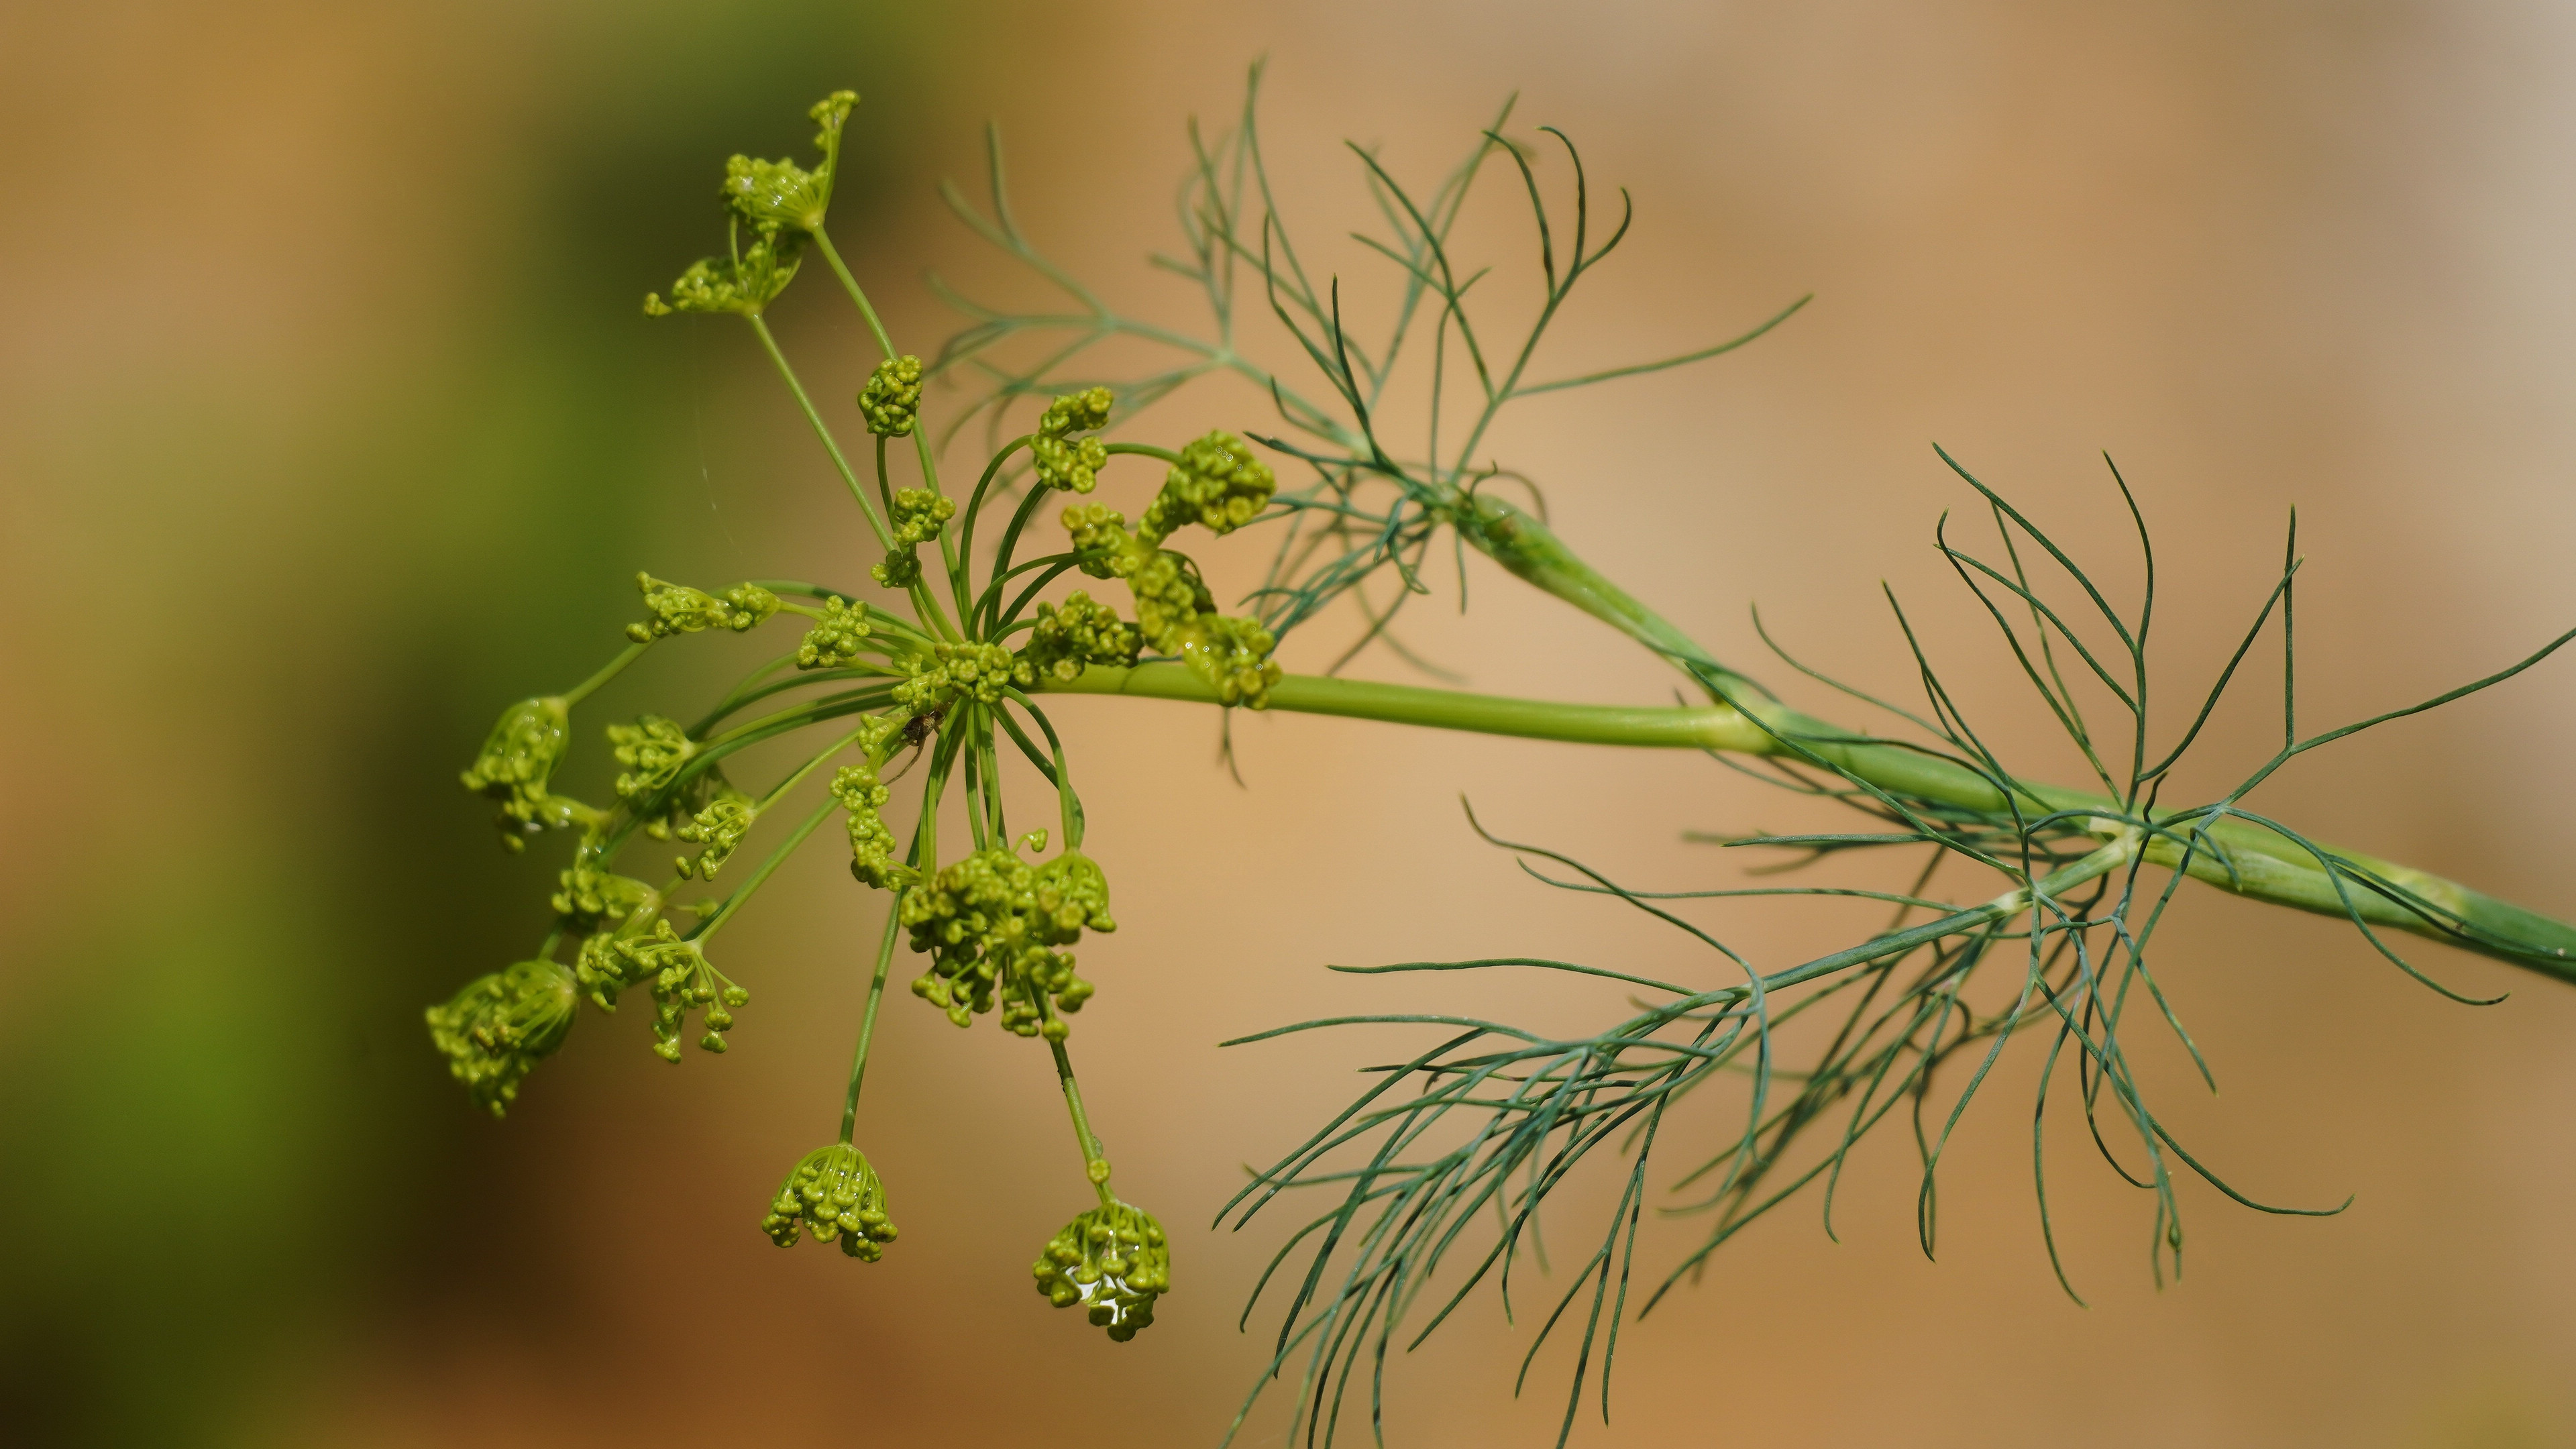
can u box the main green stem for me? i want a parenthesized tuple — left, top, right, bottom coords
(1040, 662, 2576, 983)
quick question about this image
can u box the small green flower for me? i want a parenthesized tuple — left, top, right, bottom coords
(618, 920, 749, 1062)
(460, 696, 580, 850)
(643, 227, 803, 318)
(832, 760, 906, 890)
(674, 790, 757, 879)
(627, 574, 781, 643)
(551, 851, 659, 932)
(1175, 613, 1285, 710)
(1061, 503, 1141, 578)
(1140, 430, 1275, 541)
(427, 958, 580, 1118)
(860, 355, 925, 437)
(1016, 591, 1141, 684)
(1038, 386, 1114, 438)
(904, 846, 1109, 1038)
(719, 89, 859, 237)
(608, 716, 696, 806)
(892, 640, 1016, 713)
(871, 488, 957, 588)
(796, 596, 875, 670)
(1032, 1200, 1169, 1341)
(760, 1142, 900, 1260)
(572, 930, 637, 1012)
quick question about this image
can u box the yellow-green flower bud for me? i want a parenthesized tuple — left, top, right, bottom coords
(796, 596, 875, 670)
(717, 90, 857, 237)
(1140, 430, 1275, 542)
(551, 854, 658, 931)
(860, 355, 924, 437)
(460, 696, 579, 850)
(627, 574, 780, 643)
(760, 1142, 899, 1260)
(1032, 433, 1110, 494)
(1061, 504, 1140, 580)
(1015, 591, 1141, 684)
(1175, 614, 1284, 710)
(426, 959, 580, 1118)
(1032, 1201, 1169, 1341)
(607, 716, 696, 806)
(674, 790, 757, 879)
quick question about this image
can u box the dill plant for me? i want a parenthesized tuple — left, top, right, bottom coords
(431, 72, 2576, 1442)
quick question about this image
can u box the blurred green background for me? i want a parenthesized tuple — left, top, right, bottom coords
(4, 2, 2574, 1446)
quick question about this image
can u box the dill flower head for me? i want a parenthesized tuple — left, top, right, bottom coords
(796, 596, 873, 670)
(550, 851, 657, 931)
(459, 696, 576, 850)
(673, 790, 757, 879)
(718, 89, 859, 237)
(761, 1142, 900, 1260)
(1140, 430, 1276, 541)
(871, 488, 958, 588)
(1032, 1200, 1169, 1341)
(1176, 614, 1284, 710)
(627, 574, 780, 642)
(607, 716, 696, 806)
(892, 640, 1014, 713)
(1016, 591, 1140, 684)
(859, 354, 925, 437)
(832, 760, 905, 890)
(426, 958, 580, 1118)
(903, 846, 1108, 1037)
(1032, 386, 1115, 493)
(611, 920, 749, 1061)
(643, 229, 803, 318)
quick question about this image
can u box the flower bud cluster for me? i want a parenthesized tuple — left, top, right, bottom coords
(1014, 591, 1141, 685)
(674, 790, 757, 879)
(608, 716, 697, 807)
(460, 696, 582, 850)
(904, 848, 1114, 1038)
(872, 488, 958, 588)
(1032, 1200, 1170, 1341)
(605, 920, 751, 1061)
(1031, 387, 1114, 493)
(1056, 506, 1283, 708)
(1139, 430, 1275, 542)
(643, 235, 802, 319)
(832, 761, 905, 890)
(627, 574, 781, 643)
(551, 847, 658, 932)
(860, 355, 924, 437)
(892, 641, 1015, 713)
(761, 1142, 900, 1260)
(796, 596, 875, 669)
(427, 958, 580, 1118)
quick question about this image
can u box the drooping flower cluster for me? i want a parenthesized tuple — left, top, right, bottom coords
(860, 354, 924, 437)
(1061, 500, 1283, 708)
(674, 790, 757, 879)
(459, 696, 577, 849)
(427, 959, 581, 1118)
(833, 761, 904, 890)
(796, 596, 875, 669)
(1032, 386, 1114, 494)
(873, 487, 959, 588)
(761, 1142, 900, 1260)
(628, 574, 781, 642)
(1032, 1201, 1170, 1341)
(645, 91, 857, 318)
(904, 848, 1113, 1037)
(1015, 590, 1142, 684)
(551, 849, 657, 931)
(574, 920, 749, 1061)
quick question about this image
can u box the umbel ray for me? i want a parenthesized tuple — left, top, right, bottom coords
(428, 70, 2576, 1444)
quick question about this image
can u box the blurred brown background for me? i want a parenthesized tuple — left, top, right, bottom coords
(5, 1, 2575, 1445)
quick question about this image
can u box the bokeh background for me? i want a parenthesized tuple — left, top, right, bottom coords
(6, 1, 2576, 1445)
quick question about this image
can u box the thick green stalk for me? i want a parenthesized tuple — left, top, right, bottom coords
(1040, 663, 2576, 982)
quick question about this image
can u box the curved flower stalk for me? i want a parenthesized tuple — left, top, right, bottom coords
(432, 76, 2576, 1440)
